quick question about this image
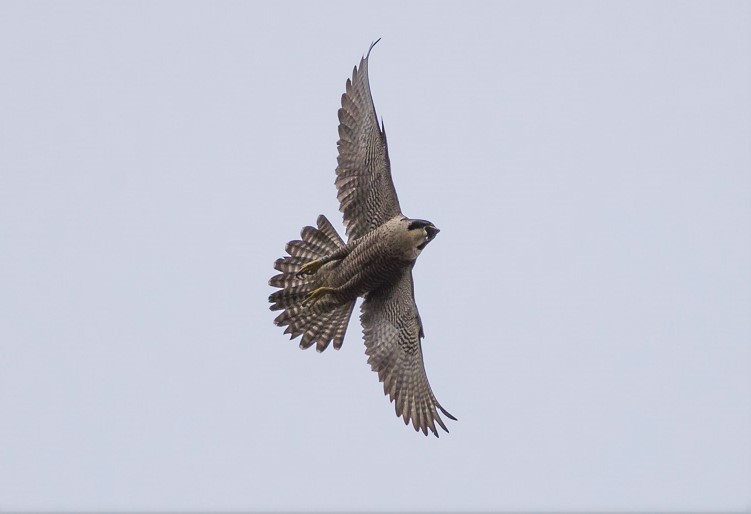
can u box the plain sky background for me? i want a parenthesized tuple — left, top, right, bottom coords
(1, 1, 750, 511)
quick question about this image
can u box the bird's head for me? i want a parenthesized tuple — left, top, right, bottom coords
(404, 218, 440, 255)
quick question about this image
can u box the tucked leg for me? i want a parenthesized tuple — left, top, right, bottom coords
(295, 244, 352, 278)
(303, 286, 338, 306)
(296, 259, 323, 277)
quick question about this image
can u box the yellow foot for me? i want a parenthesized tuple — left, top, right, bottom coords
(296, 259, 323, 278)
(303, 286, 336, 306)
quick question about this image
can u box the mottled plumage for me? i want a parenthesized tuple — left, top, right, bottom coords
(269, 40, 455, 436)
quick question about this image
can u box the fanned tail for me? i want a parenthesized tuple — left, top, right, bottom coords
(269, 215, 355, 352)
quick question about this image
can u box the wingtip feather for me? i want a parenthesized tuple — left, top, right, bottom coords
(366, 38, 381, 59)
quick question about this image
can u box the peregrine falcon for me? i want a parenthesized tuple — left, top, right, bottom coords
(268, 40, 455, 436)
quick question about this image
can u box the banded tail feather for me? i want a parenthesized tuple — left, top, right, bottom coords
(269, 215, 355, 352)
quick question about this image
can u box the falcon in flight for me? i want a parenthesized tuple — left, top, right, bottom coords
(268, 40, 455, 436)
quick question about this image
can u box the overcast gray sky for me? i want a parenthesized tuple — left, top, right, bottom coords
(1, 1, 750, 511)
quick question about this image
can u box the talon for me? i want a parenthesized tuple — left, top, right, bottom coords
(296, 259, 323, 278)
(303, 286, 335, 306)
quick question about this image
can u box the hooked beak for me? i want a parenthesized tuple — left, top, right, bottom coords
(425, 225, 440, 242)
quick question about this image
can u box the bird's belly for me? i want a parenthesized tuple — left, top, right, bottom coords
(327, 240, 407, 299)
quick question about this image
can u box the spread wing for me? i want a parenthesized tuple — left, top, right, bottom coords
(335, 40, 402, 242)
(361, 268, 456, 436)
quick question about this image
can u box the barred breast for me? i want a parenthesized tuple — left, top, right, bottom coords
(328, 219, 411, 299)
